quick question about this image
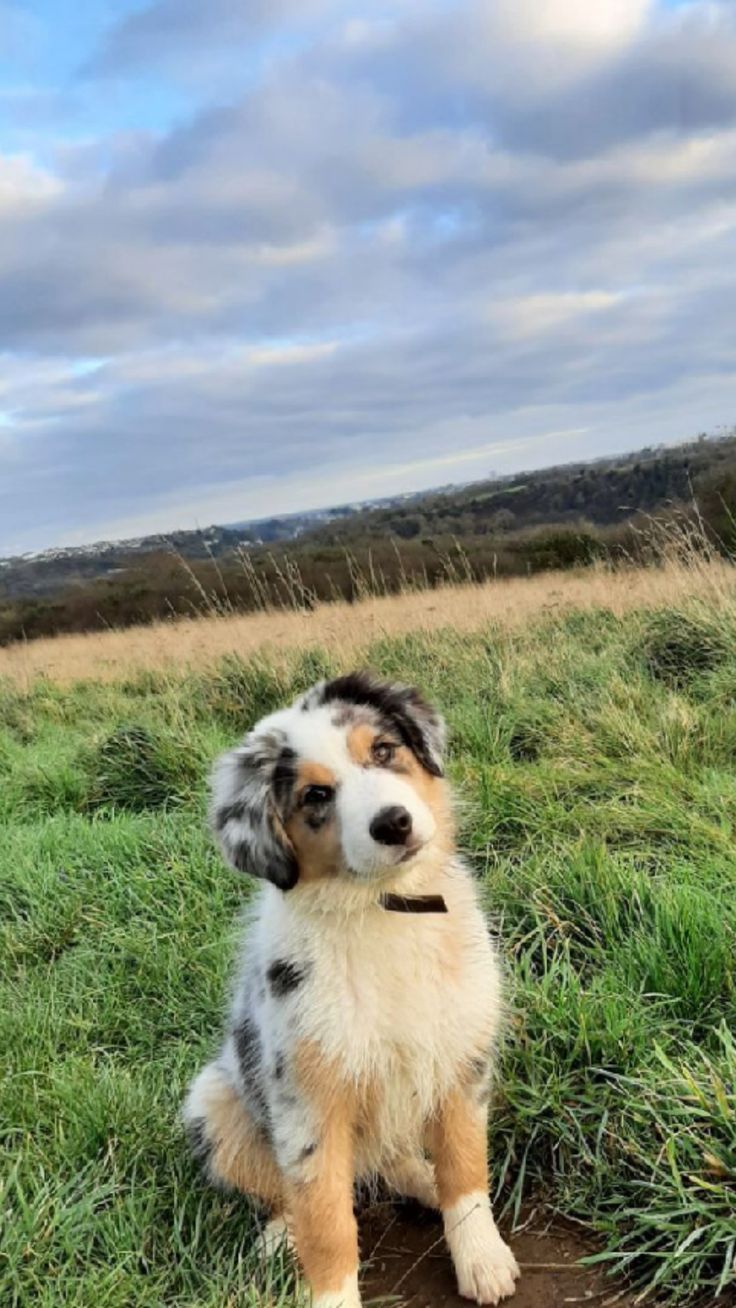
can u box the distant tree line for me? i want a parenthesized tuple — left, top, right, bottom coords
(2, 431, 735, 646)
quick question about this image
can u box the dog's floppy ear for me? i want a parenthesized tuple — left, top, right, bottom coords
(391, 682, 446, 777)
(209, 729, 298, 890)
(317, 672, 446, 777)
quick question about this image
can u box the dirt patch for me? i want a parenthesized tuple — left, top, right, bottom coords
(360, 1200, 636, 1308)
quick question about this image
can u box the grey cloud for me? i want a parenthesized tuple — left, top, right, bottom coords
(84, 0, 336, 76)
(2, 0, 736, 552)
(490, 21, 736, 159)
(7, 72, 735, 356)
(7, 224, 734, 541)
(338, 2, 736, 157)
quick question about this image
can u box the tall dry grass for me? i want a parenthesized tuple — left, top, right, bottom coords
(3, 549, 736, 687)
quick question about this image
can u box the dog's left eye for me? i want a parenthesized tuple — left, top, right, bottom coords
(372, 740, 396, 766)
(302, 785, 334, 805)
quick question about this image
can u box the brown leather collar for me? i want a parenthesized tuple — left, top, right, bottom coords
(379, 892, 448, 914)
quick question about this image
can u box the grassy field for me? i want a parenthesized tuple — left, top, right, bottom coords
(2, 568, 736, 1305)
(3, 554, 736, 688)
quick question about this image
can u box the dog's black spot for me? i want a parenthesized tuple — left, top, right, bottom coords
(273, 1052, 285, 1080)
(251, 1083, 271, 1126)
(229, 839, 253, 874)
(319, 672, 443, 777)
(232, 1015, 272, 1129)
(267, 959, 309, 998)
(300, 1141, 318, 1160)
(185, 1116, 212, 1167)
(233, 1017, 259, 1076)
(248, 1069, 271, 1124)
(270, 847, 299, 892)
(214, 798, 247, 831)
(273, 746, 297, 815)
(305, 807, 329, 831)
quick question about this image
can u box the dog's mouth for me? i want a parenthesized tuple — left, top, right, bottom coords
(344, 838, 427, 880)
(398, 841, 424, 864)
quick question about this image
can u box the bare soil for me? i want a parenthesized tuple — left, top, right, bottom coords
(359, 1200, 637, 1308)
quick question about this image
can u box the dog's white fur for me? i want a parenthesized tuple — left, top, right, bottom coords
(183, 675, 518, 1306)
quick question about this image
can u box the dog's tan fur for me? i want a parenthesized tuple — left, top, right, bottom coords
(431, 1088, 490, 1209)
(285, 761, 342, 883)
(187, 1064, 284, 1208)
(287, 1042, 359, 1295)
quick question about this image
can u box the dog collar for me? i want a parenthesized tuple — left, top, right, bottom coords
(379, 892, 448, 914)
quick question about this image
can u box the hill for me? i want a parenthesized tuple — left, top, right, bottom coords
(2, 428, 735, 645)
(0, 490, 442, 602)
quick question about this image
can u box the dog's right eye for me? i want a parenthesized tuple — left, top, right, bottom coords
(302, 785, 334, 806)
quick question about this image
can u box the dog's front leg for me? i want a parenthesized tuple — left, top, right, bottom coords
(282, 1080, 360, 1308)
(431, 1089, 519, 1305)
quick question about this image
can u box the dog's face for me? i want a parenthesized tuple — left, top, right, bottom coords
(210, 672, 447, 889)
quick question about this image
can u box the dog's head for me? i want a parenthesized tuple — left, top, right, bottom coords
(210, 671, 447, 889)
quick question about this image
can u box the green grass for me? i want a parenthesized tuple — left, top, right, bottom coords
(2, 600, 736, 1305)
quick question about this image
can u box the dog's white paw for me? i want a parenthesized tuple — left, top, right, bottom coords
(312, 1269, 361, 1308)
(454, 1234, 519, 1305)
(444, 1193, 520, 1305)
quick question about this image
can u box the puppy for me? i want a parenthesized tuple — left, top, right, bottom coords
(183, 671, 519, 1307)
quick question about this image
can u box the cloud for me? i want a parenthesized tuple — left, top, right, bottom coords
(431, 0, 652, 102)
(345, 0, 736, 156)
(1, 0, 736, 553)
(489, 291, 625, 340)
(84, 0, 336, 77)
(0, 152, 62, 212)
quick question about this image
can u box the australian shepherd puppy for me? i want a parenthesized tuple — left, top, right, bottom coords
(183, 672, 519, 1307)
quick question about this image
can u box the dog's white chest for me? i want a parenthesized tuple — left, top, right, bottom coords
(256, 871, 502, 1107)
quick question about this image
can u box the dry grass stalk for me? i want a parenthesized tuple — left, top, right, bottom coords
(2, 553, 735, 689)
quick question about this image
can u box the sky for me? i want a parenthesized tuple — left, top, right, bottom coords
(1, 0, 735, 556)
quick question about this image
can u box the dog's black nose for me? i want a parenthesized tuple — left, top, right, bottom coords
(370, 805, 413, 846)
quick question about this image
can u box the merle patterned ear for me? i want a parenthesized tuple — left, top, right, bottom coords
(209, 729, 298, 891)
(394, 683, 447, 777)
(316, 672, 447, 777)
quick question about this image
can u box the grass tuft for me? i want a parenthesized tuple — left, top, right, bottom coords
(636, 606, 731, 688)
(82, 724, 202, 813)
